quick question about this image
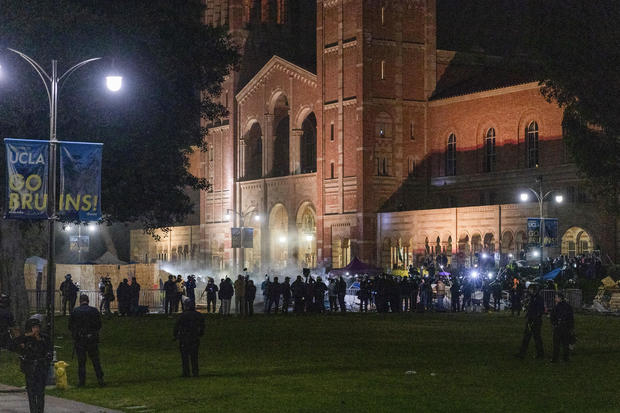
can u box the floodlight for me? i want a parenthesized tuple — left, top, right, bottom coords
(520, 193, 529, 202)
(555, 195, 563, 203)
(106, 75, 122, 92)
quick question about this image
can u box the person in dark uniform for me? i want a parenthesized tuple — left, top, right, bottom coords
(281, 277, 292, 313)
(59, 274, 79, 316)
(291, 276, 305, 313)
(245, 280, 256, 316)
(358, 278, 370, 312)
(550, 292, 574, 362)
(163, 275, 177, 315)
(203, 277, 218, 313)
(130, 277, 141, 316)
(12, 316, 51, 413)
(185, 275, 196, 304)
(450, 276, 460, 312)
(313, 277, 328, 313)
(0, 294, 16, 350)
(267, 277, 281, 313)
(68, 295, 105, 387)
(116, 279, 131, 316)
(516, 285, 545, 360)
(336, 276, 347, 313)
(173, 298, 205, 377)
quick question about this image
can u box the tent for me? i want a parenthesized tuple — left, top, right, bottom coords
(92, 251, 127, 265)
(25, 256, 47, 271)
(330, 257, 380, 277)
(543, 267, 562, 280)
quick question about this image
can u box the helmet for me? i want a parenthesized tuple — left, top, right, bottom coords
(25, 315, 42, 332)
(0, 293, 9, 307)
(65, 274, 72, 279)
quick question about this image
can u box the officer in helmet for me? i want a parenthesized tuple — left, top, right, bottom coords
(59, 274, 79, 316)
(12, 315, 51, 413)
(515, 284, 545, 359)
(69, 294, 105, 387)
(0, 294, 16, 349)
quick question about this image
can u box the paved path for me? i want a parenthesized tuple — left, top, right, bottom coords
(0, 384, 122, 413)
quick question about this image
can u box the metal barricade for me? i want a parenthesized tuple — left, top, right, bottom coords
(27, 289, 165, 313)
(542, 289, 582, 311)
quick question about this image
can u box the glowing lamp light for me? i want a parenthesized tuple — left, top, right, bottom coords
(532, 250, 540, 257)
(481, 253, 488, 259)
(346, 272, 350, 276)
(488, 272, 493, 279)
(224, 214, 231, 221)
(63, 225, 72, 232)
(305, 234, 314, 242)
(279, 235, 287, 244)
(520, 193, 529, 202)
(471, 271, 479, 279)
(555, 195, 564, 203)
(106, 75, 122, 92)
(88, 223, 97, 233)
(254, 214, 261, 222)
(508, 253, 513, 258)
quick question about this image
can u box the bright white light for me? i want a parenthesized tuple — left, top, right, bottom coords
(520, 193, 529, 202)
(346, 272, 350, 276)
(63, 225, 72, 232)
(471, 271, 478, 279)
(555, 195, 563, 203)
(88, 223, 97, 233)
(481, 253, 488, 259)
(279, 235, 287, 244)
(508, 253, 513, 258)
(106, 76, 122, 92)
(488, 272, 493, 279)
(254, 215, 261, 222)
(533, 250, 540, 257)
(224, 214, 231, 221)
(305, 234, 314, 241)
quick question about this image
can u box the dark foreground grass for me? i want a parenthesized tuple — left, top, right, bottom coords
(1, 312, 619, 413)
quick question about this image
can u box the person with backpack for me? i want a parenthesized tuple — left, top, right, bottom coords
(59, 274, 79, 316)
(68, 295, 105, 387)
(219, 277, 234, 315)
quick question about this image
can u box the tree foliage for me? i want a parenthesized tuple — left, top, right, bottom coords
(526, 0, 620, 214)
(0, 0, 239, 229)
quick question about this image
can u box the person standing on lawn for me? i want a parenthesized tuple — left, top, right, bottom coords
(515, 285, 545, 360)
(550, 292, 574, 362)
(174, 298, 205, 377)
(204, 277, 219, 313)
(234, 274, 246, 315)
(12, 316, 51, 413)
(59, 274, 79, 316)
(69, 294, 105, 387)
(246, 280, 257, 316)
(164, 275, 177, 315)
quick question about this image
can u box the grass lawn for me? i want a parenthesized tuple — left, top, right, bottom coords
(1, 311, 619, 413)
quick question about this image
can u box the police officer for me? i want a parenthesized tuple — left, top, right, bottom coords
(550, 292, 574, 362)
(0, 294, 16, 349)
(12, 315, 51, 413)
(203, 277, 219, 313)
(174, 298, 205, 377)
(59, 274, 79, 316)
(515, 285, 545, 360)
(68, 294, 105, 387)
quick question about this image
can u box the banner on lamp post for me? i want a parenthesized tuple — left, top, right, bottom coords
(4, 138, 50, 220)
(231, 227, 242, 248)
(58, 141, 103, 221)
(242, 227, 254, 248)
(527, 218, 559, 247)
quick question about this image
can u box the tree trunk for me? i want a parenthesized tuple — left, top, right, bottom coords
(0, 219, 30, 328)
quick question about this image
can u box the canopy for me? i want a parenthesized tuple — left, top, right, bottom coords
(92, 251, 127, 265)
(25, 256, 47, 271)
(330, 257, 380, 276)
(543, 268, 562, 280)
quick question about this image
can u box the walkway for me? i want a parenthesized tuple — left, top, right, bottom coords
(0, 384, 121, 413)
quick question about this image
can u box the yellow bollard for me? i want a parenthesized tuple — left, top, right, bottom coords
(54, 361, 69, 390)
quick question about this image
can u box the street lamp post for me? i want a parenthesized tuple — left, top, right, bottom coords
(519, 175, 563, 280)
(7, 49, 121, 382)
(225, 208, 261, 272)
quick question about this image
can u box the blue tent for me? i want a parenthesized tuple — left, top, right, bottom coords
(543, 268, 562, 280)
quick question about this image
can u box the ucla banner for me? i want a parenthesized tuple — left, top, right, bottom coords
(527, 218, 559, 247)
(4, 138, 50, 220)
(58, 141, 103, 221)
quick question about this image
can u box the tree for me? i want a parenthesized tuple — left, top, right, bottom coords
(526, 0, 620, 214)
(0, 0, 239, 323)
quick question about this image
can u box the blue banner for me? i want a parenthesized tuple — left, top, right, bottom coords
(58, 141, 103, 221)
(4, 138, 50, 220)
(527, 217, 559, 247)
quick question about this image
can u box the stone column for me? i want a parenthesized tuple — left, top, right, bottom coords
(290, 128, 303, 174)
(239, 138, 246, 179)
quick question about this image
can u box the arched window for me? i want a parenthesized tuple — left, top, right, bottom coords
(526, 121, 539, 168)
(300, 113, 317, 173)
(485, 128, 496, 172)
(446, 133, 456, 176)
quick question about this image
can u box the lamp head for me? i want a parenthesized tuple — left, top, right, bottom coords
(555, 194, 563, 203)
(519, 193, 529, 202)
(106, 75, 122, 92)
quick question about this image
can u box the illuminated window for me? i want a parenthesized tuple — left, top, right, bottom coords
(526, 121, 539, 168)
(381, 6, 385, 25)
(484, 128, 496, 172)
(446, 133, 456, 176)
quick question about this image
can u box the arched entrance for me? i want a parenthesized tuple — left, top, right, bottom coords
(300, 113, 317, 173)
(269, 204, 288, 268)
(562, 227, 593, 257)
(296, 202, 317, 268)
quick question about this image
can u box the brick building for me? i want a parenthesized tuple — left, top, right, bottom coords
(130, 0, 618, 273)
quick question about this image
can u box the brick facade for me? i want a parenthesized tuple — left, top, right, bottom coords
(130, 0, 617, 273)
